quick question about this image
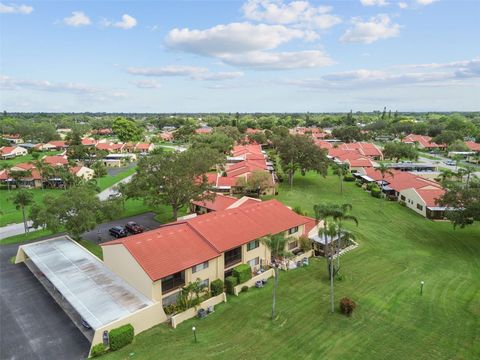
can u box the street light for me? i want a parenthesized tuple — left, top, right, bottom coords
(420, 281, 425, 295)
(192, 326, 197, 343)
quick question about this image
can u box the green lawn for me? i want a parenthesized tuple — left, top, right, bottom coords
(102, 172, 480, 360)
(0, 166, 136, 226)
(0, 151, 63, 166)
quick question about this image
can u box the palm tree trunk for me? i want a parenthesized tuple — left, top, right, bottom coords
(21, 206, 28, 234)
(330, 251, 334, 313)
(272, 266, 278, 320)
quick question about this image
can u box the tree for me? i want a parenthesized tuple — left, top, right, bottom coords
(332, 163, 348, 194)
(260, 234, 289, 320)
(448, 140, 469, 152)
(438, 169, 454, 184)
(383, 142, 417, 162)
(173, 124, 196, 142)
(30, 184, 121, 240)
(112, 117, 144, 142)
(273, 135, 328, 187)
(457, 165, 478, 188)
(377, 163, 394, 204)
(190, 133, 234, 154)
(235, 170, 272, 196)
(10, 190, 34, 234)
(0, 163, 12, 191)
(433, 130, 462, 146)
(331, 126, 363, 143)
(436, 184, 480, 229)
(10, 170, 31, 189)
(91, 161, 107, 178)
(124, 148, 222, 219)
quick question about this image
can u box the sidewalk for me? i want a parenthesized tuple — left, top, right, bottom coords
(0, 221, 41, 241)
(97, 174, 134, 201)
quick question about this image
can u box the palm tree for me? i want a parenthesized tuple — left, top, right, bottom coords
(260, 233, 288, 320)
(331, 204, 358, 272)
(457, 165, 477, 188)
(0, 163, 12, 191)
(332, 163, 347, 194)
(317, 221, 339, 313)
(33, 160, 46, 190)
(377, 163, 394, 203)
(10, 189, 34, 234)
(439, 168, 454, 184)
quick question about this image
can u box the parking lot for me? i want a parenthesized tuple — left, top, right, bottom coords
(0, 243, 90, 360)
(81, 212, 162, 243)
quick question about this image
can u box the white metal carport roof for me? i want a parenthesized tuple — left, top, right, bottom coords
(20, 236, 153, 330)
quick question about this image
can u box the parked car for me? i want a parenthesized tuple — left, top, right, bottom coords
(444, 160, 456, 166)
(109, 226, 128, 238)
(125, 221, 144, 234)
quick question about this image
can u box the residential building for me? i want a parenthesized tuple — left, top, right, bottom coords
(1, 134, 23, 144)
(101, 199, 318, 306)
(0, 146, 28, 159)
(402, 134, 446, 150)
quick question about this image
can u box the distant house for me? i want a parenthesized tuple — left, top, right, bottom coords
(160, 132, 174, 142)
(43, 155, 69, 167)
(195, 127, 212, 135)
(34, 143, 56, 152)
(465, 141, 480, 153)
(0, 146, 28, 159)
(402, 134, 446, 150)
(70, 166, 94, 180)
(135, 143, 155, 153)
(1, 134, 23, 144)
(47, 140, 68, 150)
(81, 138, 97, 146)
(191, 193, 261, 214)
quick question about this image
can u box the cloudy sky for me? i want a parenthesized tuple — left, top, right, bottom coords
(1, 0, 479, 112)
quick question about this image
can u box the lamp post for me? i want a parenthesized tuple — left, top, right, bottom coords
(192, 326, 197, 343)
(420, 281, 424, 295)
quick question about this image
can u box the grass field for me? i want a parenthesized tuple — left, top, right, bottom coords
(0, 166, 136, 227)
(102, 171, 480, 360)
(0, 151, 63, 166)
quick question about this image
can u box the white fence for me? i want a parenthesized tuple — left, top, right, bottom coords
(233, 268, 275, 296)
(170, 293, 227, 329)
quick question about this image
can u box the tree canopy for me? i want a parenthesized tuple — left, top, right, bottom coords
(112, 117, 144, 142)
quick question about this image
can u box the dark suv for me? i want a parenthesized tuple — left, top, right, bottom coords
(109, 226, 128, 238)
(125, 221, 144, 234)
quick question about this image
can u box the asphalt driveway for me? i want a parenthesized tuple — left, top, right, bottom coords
(0, 243, 90, 360)
(81, 212, 162, 243)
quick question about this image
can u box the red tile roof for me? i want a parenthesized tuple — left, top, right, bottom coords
(415, 188, 446, 207)
(0, 146, 15, 155)
(465, 141, 480, 152)
(402, 134, 444, 148)
(81, 138, 97, 146)
(43, 155, 68, 166)
(48, 141, 67, 148)
(102, 199, 311, 280)
(192, 194, 239, 212)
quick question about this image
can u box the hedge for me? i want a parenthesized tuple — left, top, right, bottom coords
(210, 279, 224, 296)
(90, 343, 107, 358)
(371, 187, 382, 198)
(343, 173, 355, 182)
(225, 276, 239, 295)
(232, 264, 252, 284)
(109, 324, 134, 351)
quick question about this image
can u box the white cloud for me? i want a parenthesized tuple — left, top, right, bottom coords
(242, 0, 341, 30)
(130, 80, 161, 89)
(416, 0, 437, 5)
(398, 2, 408, 9)
(102, 14, 137, 29)
(165, 22, 310, 56)
(0, 2, 33, 14)
(127, 65, 208, 77)
(360, 0, 389, 6)
(221, 50, 334, 70)
(63, 11, 91, 27)
(126, 65, 244, 81)
(280, 58, 480, 90)
(340, 14, 400, 44)
(0, 75, 126, 100)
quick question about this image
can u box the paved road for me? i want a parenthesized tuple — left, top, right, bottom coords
(81, 212, 162, 243)
(106, 162, 136, 176)
(97, 174, 134, 201)
(158, 144, 187, 152)
(0, 221, 42, 241)
(0, 243, 90, 360)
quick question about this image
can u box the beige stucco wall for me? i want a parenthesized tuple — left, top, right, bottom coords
(233, 268, 275, 295)
(242, 241, 271, 272)
(399, 188, 427, 217)
(170, 293, 227, 328)
(90, 301, 168, 355)
(102, 244, 157, 300)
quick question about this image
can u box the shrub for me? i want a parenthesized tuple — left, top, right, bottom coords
(343, 173, 355, 182)
(299, 235, 312, 253)
(232, 264, 252, 284)
(109, 324, 134, 351)
(340, 297, 357, 316)
(225, 276, 239, 295)
(210, 279, 224, 296)
(90, 343, 107, 358)
(293, 206, 307, 216)
(163, 303, 178, 315)
(355, 179, 363, 187)
(241, 286, 249, 293)
(370, 187, 382, 198)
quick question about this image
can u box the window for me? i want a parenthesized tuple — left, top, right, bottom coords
(199, 279, 209, 288)
(161, 271, 185, 294)
(288, 226, 299, 235)
(224, 246, 242, 268)
(417, 204, 423, 211)
(192, 261, 209, 273)
(400, 195, 406, 201)
(248, 257, 259, 267)
(288, 240, 298, 250)
(247, 240, 259, 251)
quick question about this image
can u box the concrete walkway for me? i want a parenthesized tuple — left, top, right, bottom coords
(97, 174, 134, 201)
(0, 221, 41, 241)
